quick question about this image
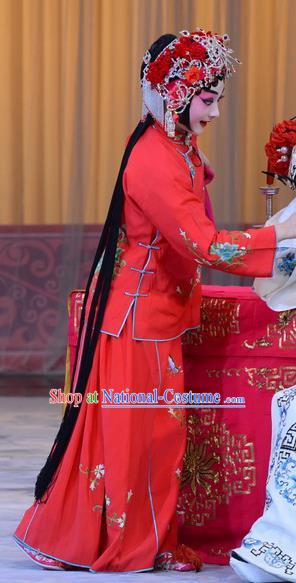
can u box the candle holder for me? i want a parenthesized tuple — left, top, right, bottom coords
(259, 185, 280, 221)
(253, 186, 280, 228)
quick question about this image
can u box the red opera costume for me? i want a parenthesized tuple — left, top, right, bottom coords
(13, 120, 277, 572)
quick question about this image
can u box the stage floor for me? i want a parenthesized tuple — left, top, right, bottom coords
(0, 396, 241, 582)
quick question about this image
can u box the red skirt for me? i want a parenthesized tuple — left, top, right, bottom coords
(13, 308, 187, 572)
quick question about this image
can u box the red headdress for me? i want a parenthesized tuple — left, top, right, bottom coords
(141, 28, 241, 136)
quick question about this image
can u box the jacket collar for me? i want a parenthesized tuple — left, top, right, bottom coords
(152, 121, 196, 150)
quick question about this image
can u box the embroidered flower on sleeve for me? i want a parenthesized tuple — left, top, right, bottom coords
(209, 242, 247, 264)
(179, 227, 252, 269)
(208, 231, 252, 267)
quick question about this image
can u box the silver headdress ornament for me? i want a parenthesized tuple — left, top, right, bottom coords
(141, 28, 241, 137)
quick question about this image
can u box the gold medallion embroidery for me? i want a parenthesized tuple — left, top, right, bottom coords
(177, 410, 256, 526)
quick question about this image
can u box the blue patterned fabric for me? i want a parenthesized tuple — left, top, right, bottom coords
(231, 386, 296, 582)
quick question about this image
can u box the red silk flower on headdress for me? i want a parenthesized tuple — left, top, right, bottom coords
(145, 29, 238, 96)
(173, 36, 207, 60)
(146, 49, 172, 85)
(265, 119, 296, 176)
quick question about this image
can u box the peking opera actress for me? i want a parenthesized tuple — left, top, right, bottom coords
(13, 28, 296, 573)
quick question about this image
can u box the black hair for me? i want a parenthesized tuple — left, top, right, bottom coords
(34, 34, 177, 502)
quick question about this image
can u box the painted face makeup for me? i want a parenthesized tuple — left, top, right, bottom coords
(188, 78, 225, 135)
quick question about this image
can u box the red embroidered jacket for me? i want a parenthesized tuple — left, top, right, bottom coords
(97, 123, 277, 341)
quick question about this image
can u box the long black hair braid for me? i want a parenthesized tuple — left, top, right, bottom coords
(34, 33, 177, 502)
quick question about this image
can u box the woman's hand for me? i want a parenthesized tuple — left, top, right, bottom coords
(275, 213, 296, 241)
